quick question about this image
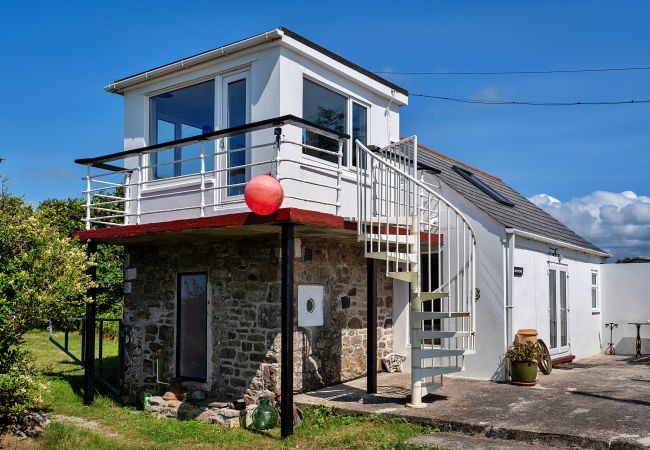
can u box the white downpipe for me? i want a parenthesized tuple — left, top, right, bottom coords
(505, 231, 515, 349)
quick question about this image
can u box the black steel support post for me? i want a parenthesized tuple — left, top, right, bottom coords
(367, 258, 377, 394)
(83, 241, 97, 405)
(280, 223, 295, 438)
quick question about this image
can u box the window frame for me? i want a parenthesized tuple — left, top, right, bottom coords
(301, 76, 370, 170)
(590, 269, 600, 312)
(218, 69, 252, 202)
(147, 78, 217, 182)
(452, 165, 515, 207)
(176, 272, 209, 382)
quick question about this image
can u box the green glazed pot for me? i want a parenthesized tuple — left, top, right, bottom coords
(252, 399, 278, 430)
(511, 361, 538, 384)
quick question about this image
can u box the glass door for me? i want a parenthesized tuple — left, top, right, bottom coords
(548, 264, 570, 354)
(221, 72, 249, 197)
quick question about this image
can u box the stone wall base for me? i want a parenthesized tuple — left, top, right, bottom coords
(145, 396, 256, 428)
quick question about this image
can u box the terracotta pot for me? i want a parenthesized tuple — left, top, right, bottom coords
(511, 361, 538, 385)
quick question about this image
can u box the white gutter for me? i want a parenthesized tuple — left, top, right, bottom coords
(104, 29, 284, 94)
(504, 228, 611, 258)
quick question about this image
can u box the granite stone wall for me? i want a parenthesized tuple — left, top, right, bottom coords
(121, 232, 393, 404)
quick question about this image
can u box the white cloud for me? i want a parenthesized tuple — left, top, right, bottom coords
(529, 191, 650, 260)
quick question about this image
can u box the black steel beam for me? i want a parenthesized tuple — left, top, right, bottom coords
(280, 223, 295, 438)
(83, 241, 97, 405)
(367, 258, 377, 394)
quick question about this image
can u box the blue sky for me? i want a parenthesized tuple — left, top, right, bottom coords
(1, 1, 648, 256)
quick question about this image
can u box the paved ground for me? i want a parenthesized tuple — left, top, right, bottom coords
(295, 355, 650, 449)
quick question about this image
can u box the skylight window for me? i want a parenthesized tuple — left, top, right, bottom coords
(452, 165, 515, 207)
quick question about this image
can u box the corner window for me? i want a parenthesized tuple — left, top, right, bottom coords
(149, 80, 215, 179)
(591, 270, 599, 311)
(302, 79, 347, 164)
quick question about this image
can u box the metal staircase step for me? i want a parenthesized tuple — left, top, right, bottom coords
(412, 330, 471, 341)
(421, 381, 443, 395)
(366, 251, 417, 263)
(360, 216, 412, 225)
(412, 366, 463, 378)
(387, 271, 418, 282)
(363, 233, 416, 244)
(412, 348, 466, 358)
(415, 291, 449, 301)
(411, 311, 471, 321)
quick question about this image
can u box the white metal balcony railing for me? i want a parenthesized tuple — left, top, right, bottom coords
(75, 116, 348, 230)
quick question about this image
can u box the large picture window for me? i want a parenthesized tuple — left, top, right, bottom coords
(302, 79, 347, 164)
(177, 273, 208, 381)
(149, 80, 215, 179)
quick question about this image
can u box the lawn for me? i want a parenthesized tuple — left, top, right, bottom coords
(4, 330, 434, 449)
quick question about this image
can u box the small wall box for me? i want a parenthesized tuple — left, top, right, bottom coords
(298, 285, 324, 327)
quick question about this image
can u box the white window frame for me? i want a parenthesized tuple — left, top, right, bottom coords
(142, 75, 218, 192)
(217, 69, 251, 205)
(300, 75, 370, 172)
(591, 269, 600, 312)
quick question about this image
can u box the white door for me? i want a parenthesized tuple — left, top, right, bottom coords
(548, 263, 570, 354)
(220, 71, 250, 199)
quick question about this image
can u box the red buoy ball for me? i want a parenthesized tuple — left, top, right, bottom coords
(244, 175, 284, 215)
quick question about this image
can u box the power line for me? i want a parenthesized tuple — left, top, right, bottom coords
(411, 93, 650, 106)
(375, 66, 650, 75)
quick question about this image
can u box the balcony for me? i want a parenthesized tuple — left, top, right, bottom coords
(76, 116, 352, 229)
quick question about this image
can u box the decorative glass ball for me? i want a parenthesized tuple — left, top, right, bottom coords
(252, 398, 278, 430)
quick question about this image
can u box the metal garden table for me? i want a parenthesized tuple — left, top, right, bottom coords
(628, 322, 650, 358)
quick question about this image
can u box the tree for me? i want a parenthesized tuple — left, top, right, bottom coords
(38, 197, 125, 317)
(0, 193, 93, 334)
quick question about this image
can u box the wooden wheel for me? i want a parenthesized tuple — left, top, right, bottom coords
(536, 339, 552, 375)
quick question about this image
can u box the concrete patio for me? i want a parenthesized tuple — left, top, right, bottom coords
(295, 355, 650, 449)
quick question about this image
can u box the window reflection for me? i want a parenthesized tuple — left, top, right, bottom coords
(149, 80, 215, 179)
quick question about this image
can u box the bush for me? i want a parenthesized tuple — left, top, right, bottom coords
(0, 306, 45, 421)
(506, 341, 539, 363)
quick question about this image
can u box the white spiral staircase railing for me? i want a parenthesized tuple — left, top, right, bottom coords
(355, 137, 477, 408)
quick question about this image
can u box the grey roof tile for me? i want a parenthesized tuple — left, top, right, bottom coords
(417, 144, 606, 254)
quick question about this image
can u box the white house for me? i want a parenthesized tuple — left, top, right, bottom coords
(74, 27, 637, 433)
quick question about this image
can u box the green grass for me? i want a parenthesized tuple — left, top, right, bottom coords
(11, 330, 434, 449)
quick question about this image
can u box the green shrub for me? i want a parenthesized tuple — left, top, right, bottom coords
(506, 341, 539, 363)
(0, 306, 45, 420)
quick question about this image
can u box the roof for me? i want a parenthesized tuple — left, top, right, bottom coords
(106, 27, 408, 96)
(417, 143, 608, 256)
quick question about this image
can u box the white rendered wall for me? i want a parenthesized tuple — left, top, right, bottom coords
(392, 175, 509, 381)
(601, 263, 650, 355)
(116, 38, 404, 223)
(512, 239, 604, 361)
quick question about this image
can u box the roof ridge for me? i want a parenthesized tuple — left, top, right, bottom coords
(416, 142, 501, 180)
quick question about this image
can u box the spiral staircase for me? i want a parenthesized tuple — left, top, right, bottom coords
(355, 137, 477, 408)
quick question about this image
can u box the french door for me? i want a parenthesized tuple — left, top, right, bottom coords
(548, 264, 570, 354)
(221, 72, 250, 198)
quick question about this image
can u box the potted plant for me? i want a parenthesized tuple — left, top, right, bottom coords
(506, 341, 540, 386)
